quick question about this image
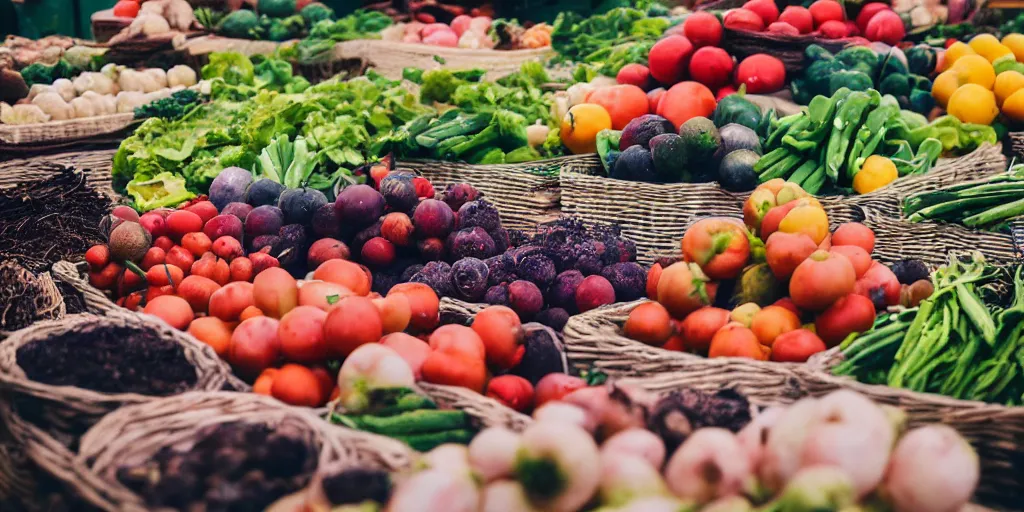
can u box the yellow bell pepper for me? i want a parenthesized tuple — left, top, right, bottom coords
(853, 156, 898, 194)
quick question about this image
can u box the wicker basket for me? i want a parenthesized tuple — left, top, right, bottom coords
(400, 154, 601, 232)
(332, 39, 556, 81)
(721, 28, 856, 75)
(15, 391, 415, 511)
(0, 150, 116, 193)
(50, 260, 121, 315)
(1008, 131, 1024, 160)
(0, 114, 135, 151)
(560, 144, 1011, 266)
(90, 9, 134, 43)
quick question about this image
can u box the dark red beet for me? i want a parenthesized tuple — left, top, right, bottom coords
(361, 237, 396, 267)
(516, 253, 557, 287)
(442, 183, 481, 211)
(244, 205, 284, 241)
(251, 235, 282, 254)
(379, 173, 418, 212)
(221, 202, 253, 223)
(335, 185, 385, 228)
(352, 220, 383, 254)
(508, 280, 543, 320)
(203, 214, 243, 242)
(308, 238, 350, 269)
(450, 257, 489, 302)
(548, 270, 585, 313)
(576, 275, 616, 312)
(277, 224, 309, 267)
(381, 212, 414, 247)
(411, 261, 453, 297)
(418, 237, 446, 261)
(485, 253, 516, 287)
(412, 199, 455, 239)
(311, 203, 343, 238)
(412, 177, 435, 199)
(601, 262, 647, 301)
(450, 227, 496, 260)
(535, 308, 569, 331)
(490, 227, 510, 254)
(485, 283, 511, 307)
(456, 200, 500, 232)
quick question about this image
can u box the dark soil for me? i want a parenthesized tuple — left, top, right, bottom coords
(16, 325, 197, 395)
(0, 168, 109, 273)
(117, 422, 316, 511)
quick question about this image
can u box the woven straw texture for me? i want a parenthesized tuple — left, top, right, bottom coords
(0, 263, 65, 336)
(0, 113, 134, 149)
(50, 260, 121, 315)
(20, 391, 415, 511)
(402, 154, 601, 231)
(0, 150, 117, 196)
(0, 311, 241, 448)
(1009, 131, 1024, 160)
(330, 39, 555, 81)
(721, 28, 855, 74)
(561, 144, 1012, 267)
(563, 299, 1022, 508)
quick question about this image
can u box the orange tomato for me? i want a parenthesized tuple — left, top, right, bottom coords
(623, 302, 675, 346)
(708, 323, 769, 360)
(560, 103, 613, 154)
(681, 218, 751, 280)
(271, 364, 325, 407)
(657, 262, 717, 318)
(253, 267, 298, 318)
(278, 306, 329, 363)
(188, 316, 233, 357)
(429, 324, 486, 361)
(831, 222, 875, 253)
(388, 282, 440, 332)
(373, 293, 412, 334)
(749, 305, 801, 347)
(253, 368, 278, 396)
(143, 295, 194, 330)
(208, 281, 255, 322)
(239, 305, 264, 321)
(322, 296, 383, 358)
(789, 250, 857, 312)
(770, 329, 826, 362)
(678, 307, 731, 353)
(471, 305, 525, 369)
(313, 259, 372, 296)
(421, 351, 487, 393)
(586, 84, 651, 130)
(656, 81, 717, 129)
(177, 275, 220, 314)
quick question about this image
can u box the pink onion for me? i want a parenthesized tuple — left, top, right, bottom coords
(386, 469, 479, 512)
(469, 427, 522, 482)
(598, 452, 669, 506)
(772, 466, 856, 510)
(420, 444, 472, 476)
(617, 496, 691, 512)
(482, 481, 539, 512)
(702, 496, 754, 512)
(663, 427, 754, 504)
(533, 402, 597, 433)
(759, 398, 821, 492)
(601, 428, 666, 469)
(736, 406, 784, 469)
(337, 344, 414, 413)
(515, 422, 600, 512)
(884, 425, 978, 512)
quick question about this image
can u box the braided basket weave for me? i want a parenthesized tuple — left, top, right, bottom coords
(721, 28, 856, 75)
(561, 144, 1012, 266)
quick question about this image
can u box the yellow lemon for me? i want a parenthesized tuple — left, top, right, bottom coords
(968, 34, 1014, 63)
(947, 83, 1000, 125)
(994, 71, 1024, 107)
(942, 41, 977, 71)
(1002, 33, 1024, 62)
(560, 103, 612, 154)
(1002, 88, 1024, 122)
(931, 70, 961, 108)
(952, 55, 996, 89)
(854, 156, 898, 195)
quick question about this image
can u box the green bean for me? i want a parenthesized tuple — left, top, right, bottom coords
(956, 283, 997, 345)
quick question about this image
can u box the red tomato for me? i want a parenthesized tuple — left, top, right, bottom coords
(271, 364, 324, 407)
(724, 9, 765, 32)
(818, 20, 849, 39)
(767, 22, 800, 36)
(587, 85, 650, 130)
(534, 374, 587, 408)
(770, 329, 827, 362)
(808, 0, 845, 27)
(656, 81, 717, 129)
(688, 47, 735, 90)
(815, 294, 877, 347)
(113, 0, 140, 18)
(716, 85, 738, 101)
(678, 307, 731, 354)
(743, 0, 780, 25)
(856, 2, 891, 33)
(789, 250, 857, 312)
(854, 261, 901, 310)
(616, 63, 654, 90)
(765, 231, 818, 279)
(681, 218, 751, 280)
(829, 245, 871, 278)
(647, 87, 666, 112)
(864, 10, 906, 46)
(682, 11, 723, 47)
(735, 54, 786, 94)
(647, 35, 694, 85)
(832, 222, 875, 253)
(779, 6, 814, 34)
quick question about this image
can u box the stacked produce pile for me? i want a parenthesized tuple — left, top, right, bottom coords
(616, 180, 931, 363)
(278, 383, 980, 512)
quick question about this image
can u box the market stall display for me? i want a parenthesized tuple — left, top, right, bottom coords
(5, 2, 1024, 510)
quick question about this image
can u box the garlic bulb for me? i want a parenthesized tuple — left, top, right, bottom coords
(51, 78, 75, 102)
(0, 102, 50, 124)
(31, 92, 74, 120)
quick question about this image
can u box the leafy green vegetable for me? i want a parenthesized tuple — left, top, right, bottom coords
(551, 5, 671, 77)
(217, 10, 260, 39)
(300, 3, 334, 26)
(293, 10, 392, 62)
(256, 135, 317, 188)
(126, 172, 196, 212)
(201, 52, 255, 86)
(133, 89, 203, 120)
(20, 60, 77, 87)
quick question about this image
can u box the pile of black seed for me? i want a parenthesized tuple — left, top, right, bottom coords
(116, 423, 316, 511)
(16, 325, 197, 395)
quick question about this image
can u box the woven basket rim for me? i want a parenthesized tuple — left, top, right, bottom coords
(0, 310, 236, 403)
(0, 113, 135, 146)
(723, 26, 861, 45)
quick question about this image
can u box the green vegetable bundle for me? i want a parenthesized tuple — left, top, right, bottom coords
(790, 45, 936, 115)
(291, 9, 392, 63)
(551, 3, 671, 78)
(330, 388, 475, 451)
(757, 88, 944, 194)
(904, 165, 1024, 230)
(134, 89, 204, 121)
(835, 254, 1024, 405)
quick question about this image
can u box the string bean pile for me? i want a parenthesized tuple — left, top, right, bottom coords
(834, 254, 1024, 405)
(903, 166, 1024, 229)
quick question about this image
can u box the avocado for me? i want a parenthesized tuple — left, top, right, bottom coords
(649, 133, 688, 183)
(610, 145, 658, 183)
(678, 117, 721, 182)
(620, 114, 675, 150)
(713, 94, 762, 132)
(719, 149, 760, 192)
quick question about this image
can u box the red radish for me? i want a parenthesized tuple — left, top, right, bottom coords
(778, 6, 814, 34)
(865, 10, 905, 45)
(715, 85, 737, 101)
(451, 14, 472, 36)
(682, 11, 723, 47)
(845, 20, 860, 36)
(818, 19, 849, 38)
(724, 9, 765, 32)
(617, 63, 654, 90)
(647, 35, 694, 85)
(420, 23, 450, 38)
(423, 30, 458, 47)
(856, 2, 891, 33)
(767, 22, 800, 35)
(743, 0, 780, 25)
(735, 54, 786, 93)
(534, 373, 587, 407)
(688, 47, 734, 90)
(809, 0, 845, 27)
(647, 87, 666, 112)
(657, 81, 717, 129)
